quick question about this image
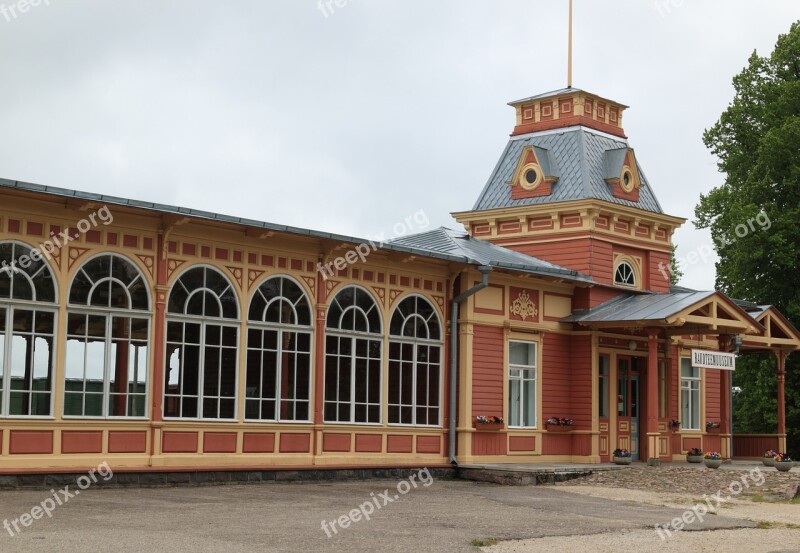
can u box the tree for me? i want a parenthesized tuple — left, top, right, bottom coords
(669, 244, 683, 285)
(696, 21, 800, 458)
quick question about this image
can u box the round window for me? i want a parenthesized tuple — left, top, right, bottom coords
(621, 169, 634, 192)
(520, 164, 542, 190)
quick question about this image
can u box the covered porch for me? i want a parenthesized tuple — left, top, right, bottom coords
(566, 290, 800, 463)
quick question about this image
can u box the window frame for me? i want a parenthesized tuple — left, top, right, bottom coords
(64, 253, 151, 420)
(164, 265, 241, 422)
(598, 355, 609, 419)
(613, 261, 637, 288)
(323, 285, 383, 426)
(387, 294, 443, 428)
(507, 339, 538, 429)
(245, 275, 314, 423)
(680, 357, 701, 431)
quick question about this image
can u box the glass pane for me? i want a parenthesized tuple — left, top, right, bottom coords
(509, 379, 521, 427)
(680, 357, 694, 378)
(509, 341, 535, 367)
(523, 376, 536, 426)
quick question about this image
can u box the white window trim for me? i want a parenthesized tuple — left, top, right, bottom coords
(508, 340, 538, 429)
(387, 334, 443, 428)
(244, 320, 313, 424)
(63, 306, 151, 420)
(0, 303, 58, 419)
(163, 314, 239, 422)
(680, 358, 702, 431)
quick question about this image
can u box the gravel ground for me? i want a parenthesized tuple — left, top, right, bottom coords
(485, 464, 800, 553)
(483, 528, 800, 553)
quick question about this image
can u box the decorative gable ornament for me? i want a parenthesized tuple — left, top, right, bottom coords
(510, 290, 538, 321)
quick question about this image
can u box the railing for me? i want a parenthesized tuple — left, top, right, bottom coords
(732, 434, 780, 458)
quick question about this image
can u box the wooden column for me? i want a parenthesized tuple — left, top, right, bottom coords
(313, 264, 328, 459)
(646, 328, 661, 465)
(776, 351, 787, 452)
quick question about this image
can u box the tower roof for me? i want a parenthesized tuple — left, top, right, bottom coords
(469, 125, 663, 214)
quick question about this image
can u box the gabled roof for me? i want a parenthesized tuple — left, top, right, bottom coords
(470, 126, 663, 213)
(564, 291, 715, 324)
(564, 290, 765, 335)
(390, 227, 593, 283)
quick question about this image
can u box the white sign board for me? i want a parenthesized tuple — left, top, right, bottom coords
(692, 349, 736, 371)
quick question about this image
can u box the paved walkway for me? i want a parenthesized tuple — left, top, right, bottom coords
(0, 478, 757, 553)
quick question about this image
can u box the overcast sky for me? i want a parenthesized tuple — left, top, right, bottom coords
(1, 0, 797, 290)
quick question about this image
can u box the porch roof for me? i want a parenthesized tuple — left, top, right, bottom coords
(563, 290, 766, 336)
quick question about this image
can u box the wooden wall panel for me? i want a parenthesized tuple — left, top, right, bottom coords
(162, 432, 198, 453)
(242, 433, 275, 453)
(9, 431, 54, 455)
(279, 433, 311, 453)
(203, 432, 237, 453)
(108, 431, 148, 454)
(322, 433, 352, 452)
(508, 436, 536, 452)
(61, 431, 103, 454)
(387, 435, 413, 453)
(472, 433, 507, 455)
(355, 434, 382, 453)
(416, 436, 440, 454)
(471, 325, 504, 419)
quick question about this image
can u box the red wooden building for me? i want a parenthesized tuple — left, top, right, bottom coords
(0, 87, 796, 474)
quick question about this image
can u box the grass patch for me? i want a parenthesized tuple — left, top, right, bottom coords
(755, 521, 800, 530)
(471, 538, 500, 547)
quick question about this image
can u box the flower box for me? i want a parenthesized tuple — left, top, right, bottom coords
(545, 425, 572, 432)
(704, 459, 723, 469)
(705, 427, 721, 434)
(763, 457, 776, 467)
(775, 461, 795, 472)
(474, 422, 504, 431)
(686, 455, 703, 464)
(613, 456, 632, 465)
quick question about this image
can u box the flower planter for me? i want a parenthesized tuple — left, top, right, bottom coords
(762, 457, 776, 467)
(613, 456, 632, 465)
(686, 455, 703, 464)
(704, 459, 723, 469)
(474, 423, 504, 431)
(546, 425, 573, 432)
(705, 427, 721, 434)
(774, 461, 795, 472)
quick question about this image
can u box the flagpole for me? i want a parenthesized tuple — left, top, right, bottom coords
(568, 0, 573, 88)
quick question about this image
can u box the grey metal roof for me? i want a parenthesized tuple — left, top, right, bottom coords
(564, 291, 716, 323)
(470, 126, 663, 214)
(0, 177, 593, 284)
(390, 227, 593, 283)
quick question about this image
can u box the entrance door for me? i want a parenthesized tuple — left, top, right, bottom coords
(630, 375, 640, 461)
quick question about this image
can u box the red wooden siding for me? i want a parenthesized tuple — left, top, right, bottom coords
(471, 325, 504, 419)
(733, 435, 780, 458)
(541, 333, 592, 430)
(705, 368, 721, 422)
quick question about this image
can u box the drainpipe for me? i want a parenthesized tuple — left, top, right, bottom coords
(449, 265, 493, 465)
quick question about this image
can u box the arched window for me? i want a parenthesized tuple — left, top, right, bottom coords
(388, 296, 442, 426)
(614, 261, 636, 287)
(324, 286, 382, 423)
(165, 266, 239, 419)
(0, 242, 57, 417)
(245, 276, 312, 422)
(65, 254, 149, 418)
